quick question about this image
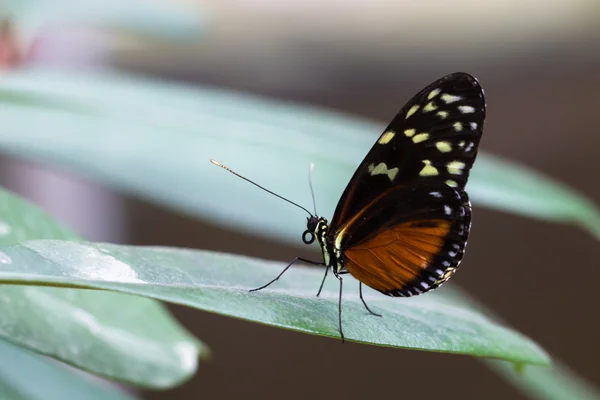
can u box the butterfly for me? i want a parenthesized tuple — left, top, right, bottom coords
(211, 72, 486, 342)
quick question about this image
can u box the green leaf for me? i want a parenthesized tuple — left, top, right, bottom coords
(0, 188, 81, 245)
(470, 154, 600, 239)
(0, 188, 207, 388)
(0, 68, 598, 245)
(0, 188, 140, 398)
(488, 361, 600, 400)
(0, 286, 204, 389)
(440, 287, 600, 400)
(0, 340, 139, 400)
(4, 0, 203, 40)
(0, 239, 549, 366)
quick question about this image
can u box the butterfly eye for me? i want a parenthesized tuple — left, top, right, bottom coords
(302, 230, 315, 244)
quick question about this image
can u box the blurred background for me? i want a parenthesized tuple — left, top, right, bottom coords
(1, 0, 599, 399)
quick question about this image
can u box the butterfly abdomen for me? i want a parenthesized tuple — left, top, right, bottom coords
(310, 217, 339, 272)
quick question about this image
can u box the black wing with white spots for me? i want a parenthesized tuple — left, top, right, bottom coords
(329, 72, 486, 232)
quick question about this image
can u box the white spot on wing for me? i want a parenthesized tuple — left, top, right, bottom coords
(430, 191, 442, 198)
(413, 133, 429, 143)
(436, 111, 449, 119)
(368, 162, 399, 181)
(447, 161, 466, 175)
(406, 104, 420, 119)
(458, 105, 475, 114)
(470, 122, 478, 130)
(427, 88, 441, 100)
(419, 160, 438, 177)
(423, 101, 437, 112)
(378, 131, 396, 144)
(435, 141, 452, 153)
(441, 93, 462, 104)
(444, 205, 452, 215)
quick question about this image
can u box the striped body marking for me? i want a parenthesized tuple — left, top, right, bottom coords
(311, 217, 346, 274)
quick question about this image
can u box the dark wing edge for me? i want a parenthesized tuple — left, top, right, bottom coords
(339, 183, 471, 297)
(406, 188, 472, 296)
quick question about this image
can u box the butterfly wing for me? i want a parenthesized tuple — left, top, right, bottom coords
(338, 182, 471, 296)
(329, 72, 485, 232)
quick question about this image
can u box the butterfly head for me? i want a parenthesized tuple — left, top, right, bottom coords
(303, 216, 328, 245)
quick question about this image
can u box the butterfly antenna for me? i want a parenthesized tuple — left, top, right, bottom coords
(210, 159, 314, 217)
(308, 162, 318, 216)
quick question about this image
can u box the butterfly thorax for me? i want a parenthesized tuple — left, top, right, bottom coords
(305, 216, 346, 275)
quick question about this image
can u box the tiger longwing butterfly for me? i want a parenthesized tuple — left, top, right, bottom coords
(211, 72, 485, 342)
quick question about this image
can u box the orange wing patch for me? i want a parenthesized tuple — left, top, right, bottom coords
(344, 219, 450, 293)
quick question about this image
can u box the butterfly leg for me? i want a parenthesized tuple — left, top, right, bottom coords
(315, 266, 330, 297)
(359, 282, 382, 317)
(334, 272, 345, 343)
(250, 257, 323, 292)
